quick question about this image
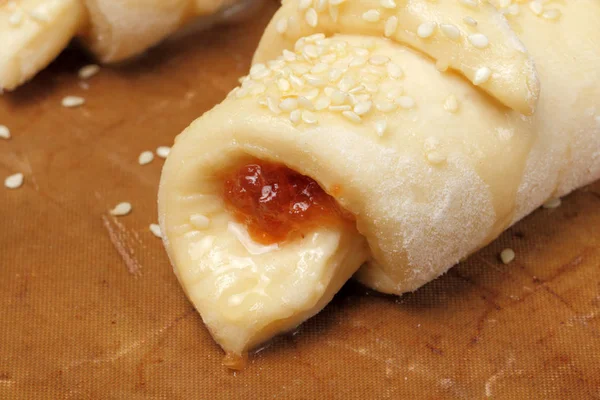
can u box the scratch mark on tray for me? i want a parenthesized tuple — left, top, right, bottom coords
(101, 215, 142, 276)
(484, 354, 516, 397)
(22, 155, 39, 192)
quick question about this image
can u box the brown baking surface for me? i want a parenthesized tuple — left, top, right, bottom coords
(1, 3, 600, 399)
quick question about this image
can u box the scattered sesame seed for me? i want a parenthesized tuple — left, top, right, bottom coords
(329, 105, 352, 112)
(305, 8, 318, 27)
(473, 67, 491, 85)
(375, 120, 387, 136)
(417, 22, 436, 39)
(380, 0, 397, 9)
(354, 101, 372, 116)
(61, 96, 85, 108)
(138, 151, 154, 165)
(329, 0, 346, 5)
(468, 33, 489, 49)
(149, 224, 162, 238)
(500, 248, 515, 264)
(4, 173, 23, 189)
(156, 146, 171, 158)
(444, 94, 459, 113)
(298, 0, 312, 11)
(440, 24, 461, 40)
(279, 98, 299, 112)
(78, 64, 100, 80)
(315, 0, 327, 12)
(0, 125, 10, 139)
(369, 55, 390, 66)
(529, 1, 543, 15)
(311, 62, 329, 74)
(386, 62, 403, 79)
(507, 4, 520, 15)
(427, 151, 446, 164)
(314, 96, 331, 110)
(362, 9, 381, 23)
(542, 9, 561, 20)
(28, 8, 49, 22)
(276, 18, 288, 34)
(277, 78, 291, 92)
(384, 16, 398, 37)
(110, 202, 132, 216)
(302, 110, 318, 124)
(290, 109, 302, 124)
(350, 56, 367, 68)
(375, 101, 397, 113)
(542, 197, 561, 209)
(8, 10, 23, 25)
(298, 96, 314, 110)
(267, 97, 282, 114)
(463, 16, 478, 26)
(435, 60, 449, 72)
(190, 214, 211, 229)
(459, 0, 478, 8)
(329, 3, 339, 22)
(342, 110, 361, 123)
(395, 96, 415, 109)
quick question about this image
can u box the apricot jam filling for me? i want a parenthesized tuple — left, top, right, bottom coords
(223, 160, 353, 245)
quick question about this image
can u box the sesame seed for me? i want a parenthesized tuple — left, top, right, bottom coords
(329, 0, 346, 5)
(305, 8, 318, 27)
(342, 110, 362, 123)
(289, 74, 305, 89)
(304, 74, 326, 87)
(427, 151, 446, 164)
(384, 16, 398, 37)
(250, 63, 270, 79)
(375, 101, 397, 113)
(338, 76, 355, 92)
(364, 82, 379, 93)
(500, 248, 515, 264)
(440, 24, 461, 40)
(280, 98, 299, 112)
(303, 44, 319, 59)
(267, 97, 282, 114)
(138, 151, 154, 165)
(529, 1, 543, 15)
(156, 146, 171, 158)
(303, 88, 320, 100)
(28, 8, 49, 22)
(387, 62, 403, 79)
(305, 33, 326, 42)
(362, 9, 381, 23)
(328, 68, 344, 82)
(542, 9, 561, 20)
(190, 214, 211, 229)
(350, 56, 367, 67)
(8, 10, 23, 25)
(331, 89, 348, 105)
(380, 0, 396, 9)
(369, 55, 390, 66)
(444, 94, 459, 113)
(276, 18, 288, 34)
(283, 49, 297, 62)
(435, 60, 449, 72)
(417, 22, 436, 38)
(463, 16, 478, 26)
(329, 105, 351, 111)
(298, 96, 314, 110)
(110, 202, 132, 216)
(395, 96, 415, 109)
(468, 33, 489, 49)
(329, 3, 339, 22)
(315, 0, 327, 12)
(348, 85, 365, 94)
(542, 197, 561, 209)
(354, 101, 372, 116)
(473, 67, 491, 85)
(78, 64, 100, 80)
(311, 62, 329, 74)
(0, 125, 10, 139)
(375, 120, 387, 136)
(4, 173, 23, 189)
(235, 88, 248, 98)
(290, 109, 302, 124)
(302, 110, 318, 124)
(149, 224, 162, 238)
(278, 78, 291, 92)
(298, 0, 312, 10)
(61, 96, 85, 108)
(314, 96, 331, 110)
(459, 0, 478, 8)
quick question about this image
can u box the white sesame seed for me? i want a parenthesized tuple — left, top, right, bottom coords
(380, 0, 396, 9)
(384, 16, 398, 37)
(8, 10, 23, 25)
(348, 85, 365, 94)
(190, 214, 210, 229)
(267, 97, 282, 114)
(364, 82, 379, 93)
(110, 202, 132, 216)
(329, 0, 346, 5)
(328, 68, 343, 82)
(28, 8, 49, 22)
(276, 18, 288, 34)
(283, 49, 297, 62)
(473, 67, 491, 85)
(331, 89, 348, 105)
(424, 136, 439, 151)
(315, 0, 327, 12)
(305, 33, 326, 42)
(289, 74, 305, 89)
(298, 0, 312, 10)
(362, 9, 381, 23)
(386, 63, 403, 79)
(354, 101, 372, 115)
(4, 173, 23, 189)
(444, 94, 459, 113)
(311, 62, 329, 74)
(138, 151, 154, 165)
(305, 8, 318, 27)
(290, 109, 302, 124)
(303, 88, 320, 100)
(427, 151, 446, 164)
(435, 60, 449, 72)
(350, 56, 367, 67)
(369, 55, 390, 66)
(250, 84, 266, 95)
(280, 98, 299, 112)
(329, 3, 339, 22)
(500, 248, 515, 264)
(468, 33, 489, 49)
(374, 120, 387, 136)
(417, 22, 436, 38)
(302, 110, 318, 124)
(78, 64, 100, 80)
(314, 96, 331, 110)
(542, 197, 561, 209)
(459, 0, 478, 8)
(156, 146, 171, 158)
(250, 63, 269, 79)
(395, 96, 415, 109)
(305, 74, 326, 87)
(298, 96, 314, 110)
(542, 9, 561, 20)
(507, 4, 520, 15)
(303, 44, 319, 59)
(0, 125, 10, 139)
(342, 110, 361, 123)
(278, 78, 291, 92)
(329, 105, 351, 111)
(375, 100, 397, 113)
(440, 24, 461, 40)
(321, 53, 337, 64)
(463, 16, 478, 26)
(149, 224, 162, 238)
(235, 88, 249, 99)
(338, 76, 355, 92)
(324, 87, 335, 97)
(354, 48, 369, 57)
(529, 1, 543, 15)
(61, 96, 85, 108)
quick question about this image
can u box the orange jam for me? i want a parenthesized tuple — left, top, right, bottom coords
(223, 160, 352, 244)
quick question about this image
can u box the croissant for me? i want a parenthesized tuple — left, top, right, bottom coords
(0, 0, 255, 91)
(158, 0, 600, 357)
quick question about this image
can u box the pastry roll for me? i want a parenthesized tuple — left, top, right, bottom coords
(0, 0, 258, 90)
(159, 0, 600, 356)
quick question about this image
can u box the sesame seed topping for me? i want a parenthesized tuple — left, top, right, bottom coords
(380, 0, 397, 8)
(290, 109, 302, 124)
(529, 1, 543, 15)
(362, 10, 381, 23)
(350, 56, 367, 68)
(329, 4, 339, 22)
(277, 78, 291, 92)
(315, 0, 327, 12)
(61, 96, 85, 108)
(276, 18, 288, 34)
(386, 62, 403, 79)
(315, 96, 331, 110)
(473, 67, 491, 85)
(298, 0, 312, 10)
(329, 0, 346, 5)
(302, 110, 318, 124)
(138, 151, 154, 165)
(375, 120, 387, 136)
(500, 248, 515, 264)
(440, 24, 461, 40)
(435, 60, 449, 72)
(468, 33, 489, 49)
(342, 110, 362, 123)
(395, 96, 415, 109)
(267, 97, 282, 114)
(311, 62, 329, 74)
(149, 224, 163, 238)
(330, 105, 351, 112)
(542, 9, 561, 20)
(463, 16, 478, 26)
(110, 202, 132, 216)
(0, 125, 10, 139)
(28, 8, 49, 22)
(417, 22, 436, 39)
(8, 10, 23, 25)
(4, 173, 23, 189)
(78, 64, 100, 80)
(444, 94, 459, 113)
(542, 197, 561, 209)
(305, 8, 318, 27)
(427, 152, 446, 164)
(190, 214, 211, 229)
(459, 0, 478, 9)
(156, 146, 171, 158)
(384, 16, 398, 37)
(375, 101, 397, 113)
(280, 98, 299, 112)
(331, 89, 348, 105)
(354, 101, 372, 116)
(369, 55, 390, 66)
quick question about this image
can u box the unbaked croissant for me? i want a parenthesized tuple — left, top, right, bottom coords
(0, 0, 256, 90)
(159, 0, 600, 356)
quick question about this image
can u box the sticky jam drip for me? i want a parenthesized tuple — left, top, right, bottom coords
(223, 160, 352, 244)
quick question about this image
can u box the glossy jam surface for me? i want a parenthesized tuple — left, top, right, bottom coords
(223, 160, 352, 244)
